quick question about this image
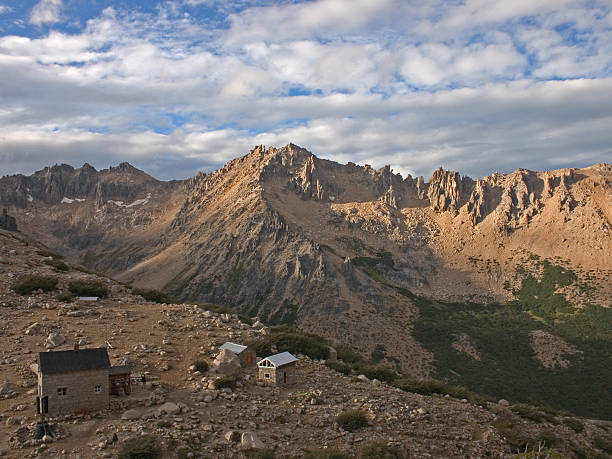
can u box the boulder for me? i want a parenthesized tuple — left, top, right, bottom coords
(212, 349, 241, 375)
(158, 402, 180, 415)
(46, 333, 65, 347)
(121, 409, 140, 420)
(251, 321, 264, 330)
(498, 399, 510, 407)
(0, 381, 11, 395)
(25, 323, 44, 336)
(241, 431, 264, 450)
(327, 347, 338, 362)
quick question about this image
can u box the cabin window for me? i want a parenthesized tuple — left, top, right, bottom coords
(57, 387, 67, 396)
(94, 385, 102, 393)
(264, 373, 270, 379)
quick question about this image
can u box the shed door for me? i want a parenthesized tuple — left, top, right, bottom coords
(246, 352, 253, 365)
(283, 371, 287, 384)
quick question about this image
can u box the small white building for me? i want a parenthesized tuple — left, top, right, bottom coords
(257, 351, 298, 386)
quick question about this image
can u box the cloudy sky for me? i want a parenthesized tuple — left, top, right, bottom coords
(0, 0, 610, 180)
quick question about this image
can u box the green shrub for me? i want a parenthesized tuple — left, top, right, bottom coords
(336, 346, 362, 364)
(156, 421, 171, 428)
(12, 275, 58, 295)
(192, 360, 209, 373)
(118, 435, 161, 459)
(304, 449, 351, 459)
(336, 409, 368, 432)
(68, 279, 109, 297)
(36, 249, 63, 259)
(493, 414, 533, 451)
(511, 404, 558, 424)
(44, 258, 69, 271)
(197, 302, 230, 314)
(56, 292, 74, 303)
(214, 374, 237, 390)
(594, 436, 612, 455)
(325, 361, 352, 375)
(242, 449, 275, 459)
(537, 430, 561, 448)
(132, 288, 175, 304)
(563, 418, 584, 433)
(251, 330, 330, 361)
(391, 378, 483, 403)
(354, 364, 398, 383)
(360, 442, 407, 459)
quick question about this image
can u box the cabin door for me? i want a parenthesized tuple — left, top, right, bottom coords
(283, 372, 287, 384)
(246, 352, 253, 365)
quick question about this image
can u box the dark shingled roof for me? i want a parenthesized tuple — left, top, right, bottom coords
(38, 347, 110, 374)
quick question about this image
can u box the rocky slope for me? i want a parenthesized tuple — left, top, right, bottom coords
(1, 229, 611, 458)
(1, 145, 611, 412)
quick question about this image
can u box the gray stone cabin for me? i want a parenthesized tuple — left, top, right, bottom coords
(219, 342, 256, 367)
(35, 347, 128, 417)
(257, 351, 298, 386)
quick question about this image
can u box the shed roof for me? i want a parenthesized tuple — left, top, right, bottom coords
(220, 342, 248, 354)
(38, 347, 110, 374)
(257, 351, 297, 368)
(109, 365, 131, 376)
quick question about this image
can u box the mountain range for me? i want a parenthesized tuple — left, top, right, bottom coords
(2, 144, 611, 418)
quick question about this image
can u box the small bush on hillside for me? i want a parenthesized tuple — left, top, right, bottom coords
(563, 418, 584, 433)
(192, 360, 209, 373)
(325, 361, 352, 375)
(12, 275, 58, 295)
(304, 449, 351, 459)
(360, 442, 408, 459)
(118, 435, 161, 459)
(68, 279, 109, 298)
(511, 404, 558, 424)
(56, 292, 74, 303)
(44, 258, 69, 271)
(242, 449, 275, 459)
(197, 302, 230, 314)
(132, 288, 175, 304)
(336, 346, 362, 364)
(336, 409, 368, 432)
(36, 249, 63, 259)
(251, 330, 330, 360)
(493, 414, 533, 451)
(594, 436, 612, 455)
(354, 364, 398, 383)
(214, 374, 237, 390)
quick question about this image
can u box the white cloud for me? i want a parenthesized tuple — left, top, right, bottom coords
(29, 0, 62, 26)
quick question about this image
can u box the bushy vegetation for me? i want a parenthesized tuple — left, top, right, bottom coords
(132, 288, 175, 304)
(563, 418, 584, 433)
(68, 279, 109, 297)
(12, 274, 58, 295)
(325, 361, 352, 375)
(336, 409, 369, 431)
(360, 442, 408, 459)
(511, 404, 559, 424)
(249, 328, 330, 360)
(197, 302, 230, 314)
(391, 378, 487, 404)
(36, 249, 63, 259)
(192, 360, 209, 373)
(44, 258, 69, 271)
(118, 435, 162, 459)
(304, 449, 350, 459)
(214, 374, 237, 390)
(354, 364, 399, 383)
(56, 292, 74, 303)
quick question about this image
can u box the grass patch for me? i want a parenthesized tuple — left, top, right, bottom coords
(68, 279, 109, 297)
(336, 409, 368, 432)
(118, 435, 161, 459)
(12, 275, 58, 295)
(132, 288, 175, 304)
(242, 449, 275, 459)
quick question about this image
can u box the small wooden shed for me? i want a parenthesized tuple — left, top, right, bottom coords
(219, 342, 256, 367)
(109, 365, 131, 396)
(257, 351, 298, 386)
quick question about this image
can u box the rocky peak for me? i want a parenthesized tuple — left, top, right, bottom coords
(427, 167, 474, 213)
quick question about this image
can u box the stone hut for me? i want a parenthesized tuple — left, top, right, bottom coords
(257, 351, 298, 386)
(219, 342, 256, 367)
(35, 347, 130, 417)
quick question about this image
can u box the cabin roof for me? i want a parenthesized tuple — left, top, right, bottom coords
(38, 347, 110, 374)
(257, 351, 297, 368)
(220, 342, 248, 354)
